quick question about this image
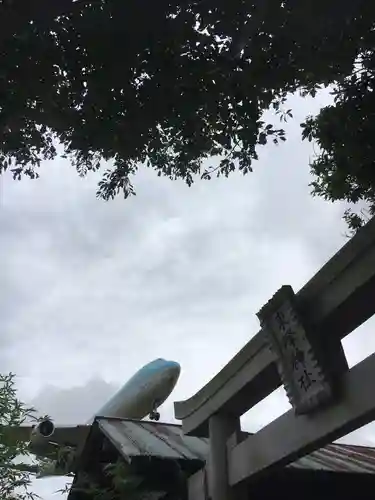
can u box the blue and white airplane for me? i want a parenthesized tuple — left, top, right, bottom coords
(9, 358, 181, 478)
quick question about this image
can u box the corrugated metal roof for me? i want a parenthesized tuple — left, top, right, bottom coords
(97, 418, 208, 463)
(96, 417, 375, 474)
(291, 443, 375, 474)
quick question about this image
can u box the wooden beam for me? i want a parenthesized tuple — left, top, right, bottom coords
(188, 469, 208, 500)
(176, 335, 279, 436)
(175, 217, 375, 436)
(208, 415, 240, 500)
(298, 216, 375, 338)
(228, 352, 375, 486)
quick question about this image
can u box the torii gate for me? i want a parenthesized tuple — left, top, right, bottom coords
(174, 216, 375, 500)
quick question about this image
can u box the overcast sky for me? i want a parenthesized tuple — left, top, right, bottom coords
(2, 91, 375, 499)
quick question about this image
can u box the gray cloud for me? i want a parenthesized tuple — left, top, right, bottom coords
(2, 91, 375, 499)
(31, 379, 120, 424)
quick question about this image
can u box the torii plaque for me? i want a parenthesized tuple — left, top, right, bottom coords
(257, 285, 333, 414)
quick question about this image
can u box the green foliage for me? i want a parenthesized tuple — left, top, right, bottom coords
(0, 373, 38, 500)
(61, 459, 145, 500)
(1, 1, 375, 228)
(302, 45, 375, 233)
(62, 457, 187, 500)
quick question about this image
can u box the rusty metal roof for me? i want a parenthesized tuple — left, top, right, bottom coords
(96, 417, 375, 474)
(291, 443, 375, 474)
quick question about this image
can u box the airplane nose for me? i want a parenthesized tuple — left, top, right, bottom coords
(168, 361, 181, 381)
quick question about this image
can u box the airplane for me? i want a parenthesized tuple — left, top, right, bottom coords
(5, 358, 181, 478)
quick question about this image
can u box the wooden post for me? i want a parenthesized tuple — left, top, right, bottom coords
(188, 468, 208, 500)
(208, 414, 240, 500)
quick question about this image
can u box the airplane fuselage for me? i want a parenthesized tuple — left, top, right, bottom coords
(88, 358, 181, 422)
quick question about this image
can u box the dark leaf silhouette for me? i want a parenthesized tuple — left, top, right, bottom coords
(0, 0, 374, 226)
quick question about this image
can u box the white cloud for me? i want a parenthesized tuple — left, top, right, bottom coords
(2, 91, 375, 499)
